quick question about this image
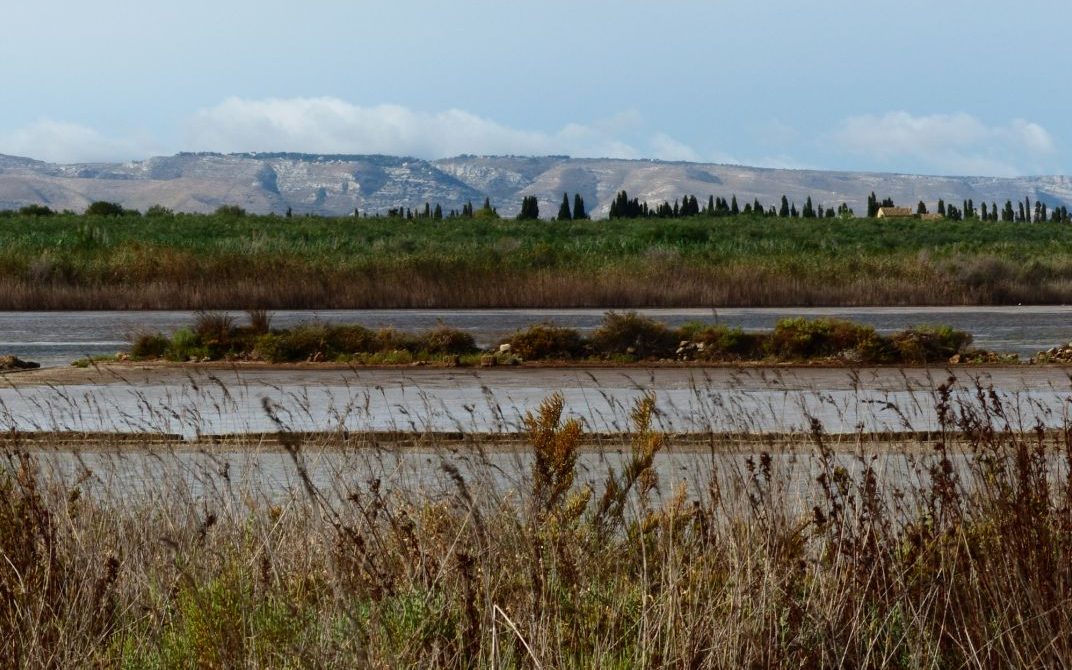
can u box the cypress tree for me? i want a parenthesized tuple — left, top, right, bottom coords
(730, 195, 739, 216)
(917, 200, 927, 215)
(779, 195, 790, 218)
(517, 195, 539, 220)
(937, 199, 946, 216)
(557, 193, 572, 221)
(433, 203, 443, 220)
(573, 194, 588, 220)
(707, 195, 715, 215)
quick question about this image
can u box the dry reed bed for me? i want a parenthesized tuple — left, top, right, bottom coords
(4, 270, 1072, 310)
(3, 381, 1072, 668)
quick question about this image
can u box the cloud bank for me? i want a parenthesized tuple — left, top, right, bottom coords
(0, 101, 1059, 179)
(0, 120, 157, 164)
(828, 111, 1055, 176)
(185, 97, 693, 161)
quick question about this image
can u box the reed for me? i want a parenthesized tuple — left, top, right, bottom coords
(2, 380, 1071, 667)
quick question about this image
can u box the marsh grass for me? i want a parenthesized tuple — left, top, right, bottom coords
(2, 378, 1072, 667)
(5, 213, 1072, 308)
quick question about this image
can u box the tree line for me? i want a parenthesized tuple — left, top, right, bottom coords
(5, 191, 1071, 223)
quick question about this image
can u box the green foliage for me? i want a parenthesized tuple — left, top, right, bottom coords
(890, 325, 972, 362)
(517, 195, 539, 220)
(766, 318, 883, 360)
(689, 325, 766, 360)
(84, 201, 126, 217)
(214, 204, 246, 217)
(130, 332, 170, 359)
(556, 193, 572, 221)
(166, 328, 207, 361)
(145, 204, 174, 217)
(507, 324, 586, 360)
(18, 204, 54, 216)
(592, 311, 677, 358)
(413, 325, 477, 355)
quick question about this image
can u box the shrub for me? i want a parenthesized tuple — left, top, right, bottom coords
(245, 308, 271, 334)
(18, 204, 54, 216)
(890, 325, 972, 362)
(214, 204, 247, 217)
(689, 325, 766, 360)
(415, 325, 477, 355)
(507, 324, 587, 360)
(129, 332, 169, 359)
(144, 204, 174, 217)
(166, 328, 206, 361)
(592, 311, 677, 358)
(193, 312, 236, 355)
(374, 328, 416, 353)
(84, 201, 125, 216)
(325, 324, 377, 354)
(766, 318, 880, 360)
(262, 325, 330, 362)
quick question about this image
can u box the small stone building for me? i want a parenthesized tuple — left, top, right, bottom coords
(876, 206, 914, 218)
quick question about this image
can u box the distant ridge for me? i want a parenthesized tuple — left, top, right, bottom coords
(1, 152, 1069, 217)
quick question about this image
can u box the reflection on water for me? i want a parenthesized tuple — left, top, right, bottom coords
(3, 306, 1072, 367)
(2, 367, 1072, 438)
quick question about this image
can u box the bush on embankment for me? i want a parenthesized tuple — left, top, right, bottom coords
(126, 310, 991, 365)
(130, 311, 478, 363)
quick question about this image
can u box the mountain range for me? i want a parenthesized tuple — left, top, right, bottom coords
(1, 152, 1070, 218)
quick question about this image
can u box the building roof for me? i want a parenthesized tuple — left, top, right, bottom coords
(876, 206, 914, 217)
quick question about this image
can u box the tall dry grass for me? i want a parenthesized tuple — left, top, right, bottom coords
(2, 265, 1072, 310)
(2, 384, 1072, 667)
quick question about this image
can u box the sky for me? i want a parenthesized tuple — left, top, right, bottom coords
(1, 0, 1068, 177)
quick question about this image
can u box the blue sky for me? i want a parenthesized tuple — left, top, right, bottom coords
(1, 0, 1067, 176)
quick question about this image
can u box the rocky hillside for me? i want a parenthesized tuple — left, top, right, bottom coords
(1, 151, 1070, 218)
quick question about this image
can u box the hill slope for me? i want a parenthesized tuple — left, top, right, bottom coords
(1, 151, 1070, 217)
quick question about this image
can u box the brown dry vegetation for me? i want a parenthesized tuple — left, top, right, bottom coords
(3, 384, 1072, 667)
(2, 266, 1067, 310)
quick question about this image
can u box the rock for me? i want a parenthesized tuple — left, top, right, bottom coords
(498, 343, 511, 353)
(0, 355, 39, 370)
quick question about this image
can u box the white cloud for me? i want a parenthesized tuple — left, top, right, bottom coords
(0, 98, 714, 164)
(648, 133, 701, 162)
(0, 120, 157, 163)
(185, 97, 698, 161)
(828, 111, 1056, 176)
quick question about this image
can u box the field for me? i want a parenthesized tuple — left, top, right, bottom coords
(4, 211, 1072, 308)
(4, 384, 1072, 667)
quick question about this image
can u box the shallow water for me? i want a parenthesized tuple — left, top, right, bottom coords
(3, 306, 1072, 367)
(3, 367, 1071, 438)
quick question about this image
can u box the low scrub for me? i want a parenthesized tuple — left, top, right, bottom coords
(591, 311, 677, 358)
(765, 317, 895, 362)
(124, 312, 988, 366)
(504, 324, 587, 360)
(890, 324, 973, 362)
